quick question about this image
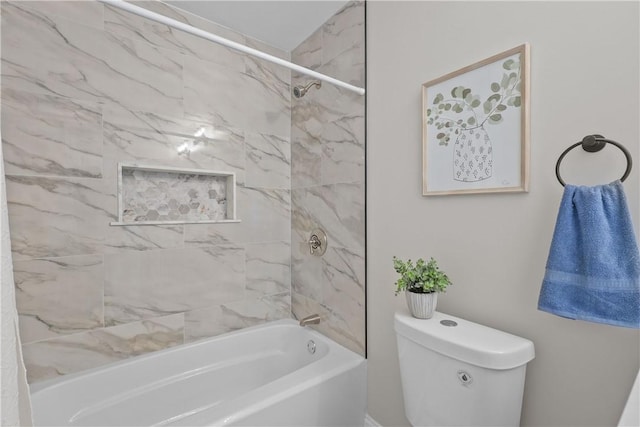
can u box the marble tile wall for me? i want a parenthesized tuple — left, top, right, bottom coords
(2, 0, 292, 383)
(290, 1, 366, 356)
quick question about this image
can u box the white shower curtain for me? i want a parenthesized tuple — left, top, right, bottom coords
(0, 130, 33, 426)
(0, 6, 33, 420)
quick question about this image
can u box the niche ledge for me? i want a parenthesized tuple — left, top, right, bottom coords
(111, 163, 239, 226)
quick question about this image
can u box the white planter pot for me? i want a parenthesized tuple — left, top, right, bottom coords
(405, 291, 438, 319)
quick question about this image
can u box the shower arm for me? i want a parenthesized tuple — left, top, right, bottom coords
(303, 81, 322, 92)
(99, 0, 365, 96)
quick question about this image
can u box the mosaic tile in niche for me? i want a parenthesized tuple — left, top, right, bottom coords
(121, 168, 231, 223)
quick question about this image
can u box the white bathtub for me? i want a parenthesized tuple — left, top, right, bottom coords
(30, 319, 367, 426)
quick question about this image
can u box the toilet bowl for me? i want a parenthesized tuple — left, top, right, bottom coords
(395, 310, 535, 426)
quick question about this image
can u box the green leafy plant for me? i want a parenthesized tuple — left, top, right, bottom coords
(393, 256, 452, 295)
(426, 56, 522, 146)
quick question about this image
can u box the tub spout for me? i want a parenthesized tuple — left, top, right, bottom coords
(299, 314, 321, 327)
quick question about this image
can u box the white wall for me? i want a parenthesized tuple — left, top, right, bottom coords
(367, 2, 640, 426)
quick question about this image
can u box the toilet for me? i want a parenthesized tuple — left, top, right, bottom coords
(395, 310, 535, 426)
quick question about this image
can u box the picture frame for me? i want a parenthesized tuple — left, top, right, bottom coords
(422, 44, 530, 196)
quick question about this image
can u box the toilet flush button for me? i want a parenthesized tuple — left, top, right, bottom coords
(440, 319, 458, 327)
(458, 371, 473, 386)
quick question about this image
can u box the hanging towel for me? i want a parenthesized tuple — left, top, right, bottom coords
(538, 180, 640, 328)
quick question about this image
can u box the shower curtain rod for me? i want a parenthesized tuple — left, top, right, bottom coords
(99, 0, 366, 96)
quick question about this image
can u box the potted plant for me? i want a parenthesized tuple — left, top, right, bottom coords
(393, 256, 452, 319)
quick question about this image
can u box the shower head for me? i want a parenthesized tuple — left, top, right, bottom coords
(293, 81, 322, 98)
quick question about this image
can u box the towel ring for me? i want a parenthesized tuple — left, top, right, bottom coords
(555, 134, 632, 186)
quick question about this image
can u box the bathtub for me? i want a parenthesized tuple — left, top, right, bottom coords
(29, 319, 367, 426)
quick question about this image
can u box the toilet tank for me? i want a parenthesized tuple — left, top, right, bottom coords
(395, 310, 535, 427)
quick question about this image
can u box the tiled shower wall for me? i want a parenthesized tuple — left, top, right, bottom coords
(2, 1, 292, 383)
(290, 2, 366, 355)
(2, 0, 365, 383)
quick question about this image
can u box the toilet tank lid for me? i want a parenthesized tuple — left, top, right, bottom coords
(394, 310, 535, 370)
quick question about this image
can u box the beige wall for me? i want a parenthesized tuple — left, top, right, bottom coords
(367, 2, 639, 426)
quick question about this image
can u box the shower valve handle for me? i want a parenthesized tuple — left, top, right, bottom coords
(307, 229, 327, 256)
(309, 235, 322, 254)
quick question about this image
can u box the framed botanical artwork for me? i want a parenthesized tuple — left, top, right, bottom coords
(422, 44, 530, 195)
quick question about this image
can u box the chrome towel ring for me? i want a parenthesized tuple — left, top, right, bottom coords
(555, 134, 632, 186)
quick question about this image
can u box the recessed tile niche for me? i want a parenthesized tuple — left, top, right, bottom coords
(112, 164, 239, 225)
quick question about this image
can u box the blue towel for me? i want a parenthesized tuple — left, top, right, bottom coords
(538, 180, 640, 328)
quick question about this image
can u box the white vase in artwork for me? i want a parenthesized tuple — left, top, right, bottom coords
(453, 126, 493, 182)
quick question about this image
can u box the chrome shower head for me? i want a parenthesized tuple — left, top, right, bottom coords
(293, 81, 322, 98)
